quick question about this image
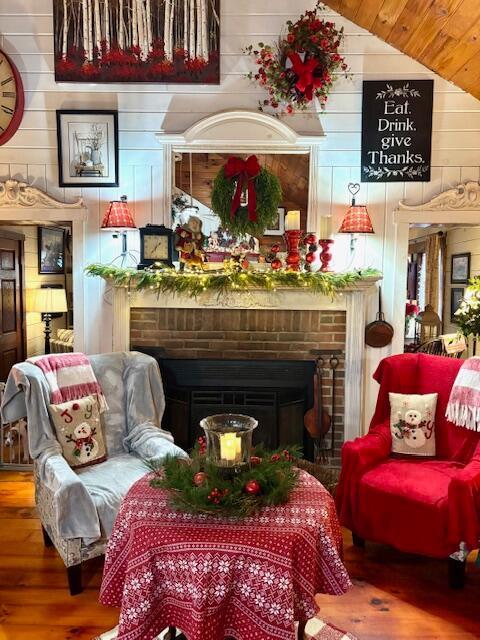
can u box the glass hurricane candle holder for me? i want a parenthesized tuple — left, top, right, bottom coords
(200, 414, 258, 477)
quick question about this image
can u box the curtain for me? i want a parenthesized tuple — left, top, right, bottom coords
(424, 232, 446, 322)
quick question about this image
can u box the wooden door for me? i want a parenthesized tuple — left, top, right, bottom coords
(0, 232, 25, 382)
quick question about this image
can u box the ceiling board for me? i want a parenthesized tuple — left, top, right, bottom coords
(328, 0, 480, 101)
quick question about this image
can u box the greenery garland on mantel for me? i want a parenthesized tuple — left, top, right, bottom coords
(86, 263, 381, 298)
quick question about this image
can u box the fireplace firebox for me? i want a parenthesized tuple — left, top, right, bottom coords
(135, 351, 316, 456)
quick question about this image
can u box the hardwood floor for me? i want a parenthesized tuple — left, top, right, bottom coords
(0, 471, 479, 640)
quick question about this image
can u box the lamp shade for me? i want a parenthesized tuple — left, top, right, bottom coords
(101, 195, 136, 231)
(338, 204, 374, 234)
(26, 288, 68, 313)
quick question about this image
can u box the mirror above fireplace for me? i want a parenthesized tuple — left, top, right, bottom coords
(155, 109, 327, 236)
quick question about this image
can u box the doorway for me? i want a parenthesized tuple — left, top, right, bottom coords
(0, 230, 25, 382)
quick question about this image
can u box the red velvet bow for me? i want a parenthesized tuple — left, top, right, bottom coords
(288, 52, 322, 102)
(224, 155, 261, 221)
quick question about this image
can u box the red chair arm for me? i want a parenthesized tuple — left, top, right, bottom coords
(448, 442, 480, 550)
(335, 420, 391, 529)
(341, 419, 392, 469)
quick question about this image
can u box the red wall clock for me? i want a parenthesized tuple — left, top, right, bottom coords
(0, 49, 25, 146)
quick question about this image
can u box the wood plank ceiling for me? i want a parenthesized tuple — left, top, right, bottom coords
(326, 0, 480, 100)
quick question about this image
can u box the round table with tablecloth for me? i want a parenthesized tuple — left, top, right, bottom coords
(99, 469, 351, 640)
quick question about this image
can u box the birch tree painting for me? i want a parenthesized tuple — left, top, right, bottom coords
(53, 1, 220, 83)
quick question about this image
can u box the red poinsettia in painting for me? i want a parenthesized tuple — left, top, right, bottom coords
(53, 1, 220, 83)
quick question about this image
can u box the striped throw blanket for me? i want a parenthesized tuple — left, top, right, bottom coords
(304, 616, 358, 640)
(28, 352, 108, 412)
(446, 356, 480, 431)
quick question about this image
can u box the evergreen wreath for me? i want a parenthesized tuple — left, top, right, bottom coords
(245, 1, 348, 113)
(211, 162, 282, 237)
(146, 442, 300, 517)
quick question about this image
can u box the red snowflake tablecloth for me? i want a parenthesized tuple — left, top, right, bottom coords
(100, 470, 351, 640)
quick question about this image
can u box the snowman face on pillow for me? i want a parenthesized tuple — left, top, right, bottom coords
(73, 422, 92, 439)
(405, 409, 422, 426)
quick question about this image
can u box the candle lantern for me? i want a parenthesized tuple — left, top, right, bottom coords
(200, 414, 258, 476)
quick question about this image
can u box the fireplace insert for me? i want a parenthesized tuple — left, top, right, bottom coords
(134, 349, 316, 456)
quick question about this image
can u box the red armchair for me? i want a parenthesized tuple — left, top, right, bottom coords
(336, 353, 480, 588)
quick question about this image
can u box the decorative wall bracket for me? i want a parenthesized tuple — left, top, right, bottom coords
(0, 179, 84, 209)
(398, 181, 480, 211)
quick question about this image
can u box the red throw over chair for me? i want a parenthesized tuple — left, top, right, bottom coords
(336, 353, 480, 588)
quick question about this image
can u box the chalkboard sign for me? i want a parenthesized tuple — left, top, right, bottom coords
(361, 80, 433, 182)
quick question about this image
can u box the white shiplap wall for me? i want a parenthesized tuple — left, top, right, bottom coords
(1, 0, 480, 428)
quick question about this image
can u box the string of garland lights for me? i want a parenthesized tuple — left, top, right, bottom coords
(85, 263, 381, 298)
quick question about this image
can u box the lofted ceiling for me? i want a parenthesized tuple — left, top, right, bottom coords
(326, 0, 480, 100)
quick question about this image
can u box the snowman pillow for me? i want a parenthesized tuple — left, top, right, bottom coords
(49, 395, 107, 469)
(389, 392, 437, 457)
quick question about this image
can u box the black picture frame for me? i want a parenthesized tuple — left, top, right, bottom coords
(451, 252, 471, 284)
(451, 287, 465, 322)
(38, 226, 65, 274)
(56, 110, 119, 188)
(138, 225, 177, 269)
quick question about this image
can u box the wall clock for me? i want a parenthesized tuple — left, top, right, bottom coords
(0, 49, 25, 146)
(138, 225, 176, 269)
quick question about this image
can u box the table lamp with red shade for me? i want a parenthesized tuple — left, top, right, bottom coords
(100, 195, 137, 264)
(338, 183, 374, 253)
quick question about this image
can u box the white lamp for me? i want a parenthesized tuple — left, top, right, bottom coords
(26, 288, 68, 354)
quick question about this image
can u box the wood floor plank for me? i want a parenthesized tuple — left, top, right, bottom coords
(0, 470, 479, 640)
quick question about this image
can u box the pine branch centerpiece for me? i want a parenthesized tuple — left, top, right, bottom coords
(85, 263, 381, 298)
(147, 439, 300, 517)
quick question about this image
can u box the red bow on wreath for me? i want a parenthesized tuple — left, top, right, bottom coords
(288, 52, 322, 102)
(224, 155, 261, 222)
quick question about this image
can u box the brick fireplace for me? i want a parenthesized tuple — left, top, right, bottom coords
(131, 307, 346, 463)
(111, 280, 379, 453)
(130, 308, 346, 360)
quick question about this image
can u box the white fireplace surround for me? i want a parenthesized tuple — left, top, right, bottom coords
(111, 278, 380, 442)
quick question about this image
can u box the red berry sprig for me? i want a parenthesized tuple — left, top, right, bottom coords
(197, 436, 207, 456)
(207, 488, 229, 505)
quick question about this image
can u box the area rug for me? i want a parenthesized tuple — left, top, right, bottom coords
(94, 615, 358, 640)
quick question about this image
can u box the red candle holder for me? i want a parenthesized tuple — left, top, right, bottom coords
(319, 239, 334, 272)
(284, 230, 302, 271)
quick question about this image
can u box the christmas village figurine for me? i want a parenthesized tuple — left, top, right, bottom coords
(175, 215, 206, 270)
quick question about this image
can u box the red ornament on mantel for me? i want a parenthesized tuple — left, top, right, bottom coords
(244, 479, 261, 496)
(319, 239, 334, 272)
(271, 257, 282, 270)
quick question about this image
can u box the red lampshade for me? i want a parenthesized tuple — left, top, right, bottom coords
(101, 195, 136, 231)
(338, 204, 374, 234)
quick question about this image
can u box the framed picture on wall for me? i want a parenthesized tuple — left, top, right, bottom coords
(265, 207, 286, 236)
(451, 252, 470, 284)
(56, 110, 119, 188)
(38, 227, 65, 274)
(451, 287, 465, 322)
(52, 1, 220, 84)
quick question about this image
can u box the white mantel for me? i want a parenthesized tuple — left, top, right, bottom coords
(111, 277, 379, 442)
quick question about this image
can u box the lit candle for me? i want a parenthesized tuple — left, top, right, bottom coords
(235, 435, 242, 459)
(319, 216, 332, 239)
(285, 210, 301, 231)
(220, 433, 237, 462)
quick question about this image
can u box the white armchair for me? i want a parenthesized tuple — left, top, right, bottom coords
(1, 351, 187, 595)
